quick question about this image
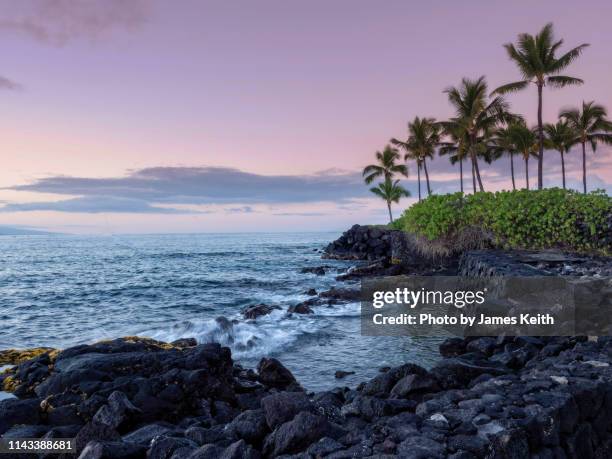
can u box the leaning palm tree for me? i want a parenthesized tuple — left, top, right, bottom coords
(442, 76, 512, 193)
(544, 120, 577, 190)
(369, 178, 410, 223)
(560, 101, 612, 193)
(493, 23, 588, 190)
(362, 145, 408, 185)
(391, 117, 440, 199)
(506, 122, 539, 190)
(490, 125, 519, 191)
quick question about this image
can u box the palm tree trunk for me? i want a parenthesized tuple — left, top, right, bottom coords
(459, 156, 464, 194)
(581, 141, 587, 194)
(560, 150, 566, 190)
(470, 134, 484, 192)
(510, 154, 516, 191)
(417, 163, 422, 201)
(387, 201, 393, 223)
(537, 83, 544, 190)
(471, 160, 476, 194)
(423, 158, 432, 196)
(472, 153, 485, 192)
(525, 156, 529, 190)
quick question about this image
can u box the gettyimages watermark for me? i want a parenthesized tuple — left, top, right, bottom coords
(361, 276, 612, 337)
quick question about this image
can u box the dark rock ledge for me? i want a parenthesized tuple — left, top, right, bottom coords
(1, 335, 612, 458)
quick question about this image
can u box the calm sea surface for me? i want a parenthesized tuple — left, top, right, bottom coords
(0, 233, 440, 390)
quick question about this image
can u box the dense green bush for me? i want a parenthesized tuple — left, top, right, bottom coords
(392, 189, 611, 255)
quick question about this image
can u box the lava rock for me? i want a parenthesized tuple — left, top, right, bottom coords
(257, 358, 299, 389)
(242, 304, 281, 320)
(261, 391, 313, 429)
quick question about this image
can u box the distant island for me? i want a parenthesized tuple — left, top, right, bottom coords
(0, 226, 60, 236)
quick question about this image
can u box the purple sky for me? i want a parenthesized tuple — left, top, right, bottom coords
(0, 0, 611, 234)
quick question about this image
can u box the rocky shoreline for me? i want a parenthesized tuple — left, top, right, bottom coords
(1, 334, 611, 459)
(1, 225, 611, 458)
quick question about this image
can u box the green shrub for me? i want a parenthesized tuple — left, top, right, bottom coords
(394, 189, 611, 255)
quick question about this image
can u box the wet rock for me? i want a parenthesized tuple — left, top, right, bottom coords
(439, 338, 468, 357)
(319, 287, 360, 302)
(287, 302, 314, 314)
(334, 370, 355, 379)
(170, 338, 198, 348)
(242, 304, 281, 320)
(257, 358, 299, 389)
(300, 266, 327, 275)
(305, 288, 317, 296)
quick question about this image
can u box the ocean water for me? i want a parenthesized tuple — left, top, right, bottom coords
(0, 233, 441, 391)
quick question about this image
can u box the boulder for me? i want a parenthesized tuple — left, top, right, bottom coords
(263, 411, 335, 457)
(0, 398, 41, 434)
(225, 409, 269, 444)
(257, 358, 299, 389)
(261, 391, 312, 429)
(390, 373, 439, 398)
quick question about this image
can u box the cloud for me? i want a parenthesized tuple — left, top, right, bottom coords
(272, 212, 327, 217)
(0, 0, 150, 45)
(0, 196, 196, 214)
(225, 206, 255, 214)
(8, 166, 374, 205)
(0, 75, 22, 90)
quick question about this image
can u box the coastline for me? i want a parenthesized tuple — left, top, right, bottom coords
(1, 227, 611, 458)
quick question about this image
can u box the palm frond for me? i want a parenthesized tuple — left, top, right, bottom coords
(547, 75, 583, 88)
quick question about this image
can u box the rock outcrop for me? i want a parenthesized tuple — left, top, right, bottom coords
(2, 335, 612, 458)
(323, 225, 394, 261)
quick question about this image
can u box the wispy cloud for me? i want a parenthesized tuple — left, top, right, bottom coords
(7, 166, 373, 206)
(0, 196, 196, 214)
(0, 75, 22, 90)
(0, 0, 150, 45)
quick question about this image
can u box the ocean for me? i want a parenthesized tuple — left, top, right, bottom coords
(0, 232, 441, 391)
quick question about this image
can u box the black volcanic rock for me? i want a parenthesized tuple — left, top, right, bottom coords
(256, 357, 299, 390)
(241, 304, 281, 320)
(2, 334, 612, 458)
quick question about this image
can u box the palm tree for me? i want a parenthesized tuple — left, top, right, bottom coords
(369, 178, 410, 223)
(493, 23, 589, 190)
(560, 101, 612, 193)
(490, 125, 519, 191)
(362, 145, 408, 185)
(438, 121, 477, 194)
(543, 120, 577, 190)
(391, 117, 441, 200)
(443, 76, 511, 193)
(506, 122, 538, 190)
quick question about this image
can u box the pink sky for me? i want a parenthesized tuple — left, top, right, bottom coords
(0, 0, 611, 234)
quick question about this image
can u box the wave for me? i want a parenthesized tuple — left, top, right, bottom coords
(145, 306, 324, 360)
